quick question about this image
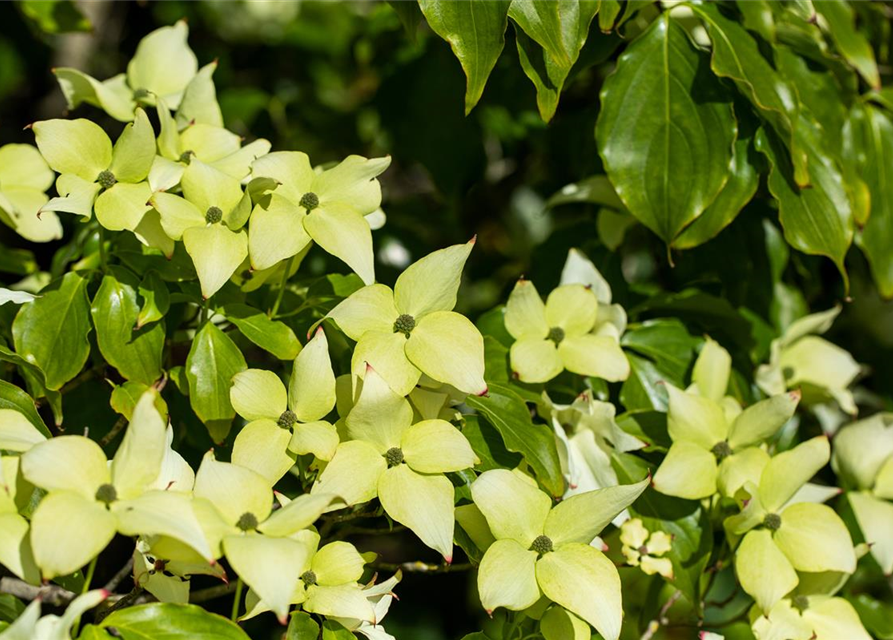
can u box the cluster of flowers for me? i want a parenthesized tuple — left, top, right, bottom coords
(0, 20, 884, 640)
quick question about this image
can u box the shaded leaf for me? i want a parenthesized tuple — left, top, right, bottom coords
(99, 603, 250, 640)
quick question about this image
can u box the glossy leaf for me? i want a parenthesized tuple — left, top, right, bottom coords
(12, 271, 92, 390)
(222, 303, 302, 360)
(596, 13, 736, 242)
(100, 603, 250, 640)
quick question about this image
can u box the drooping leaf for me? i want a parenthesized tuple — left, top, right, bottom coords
(461, 414, 522, 472)
(222, 303, 302, 360)
(286, 610, 320, 640)
(596, 13, 736, 243)
(418, 0, 512, 114)
(814, 0, 880, 89)
(466, 383, 564, 496)
(91, 267, 165, 386)
(99, 603, 250, 640)
(598, 0, 621, 32)
(137, 270, 170, 328)
(690, 3, 808, 186)
(755, 123, 853, 283)
(12, 271, 92, 390)
(510, 0, 600, 121)
(185, 322, 247, 442)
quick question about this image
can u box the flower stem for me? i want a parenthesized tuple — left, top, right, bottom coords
(98, 227, 109, 273)
(270, 256, 294, 318)
(82, 556, 98, 594)
(231, 578, 243, 622)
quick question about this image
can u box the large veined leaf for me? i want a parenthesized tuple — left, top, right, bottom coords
(12, 271, 92, 390)
(98, 603, 250, 640)
(91, 267, 165, 386)
(510, 0, 600, 121)
(222, 303, 302, 360)
(418, 0, 512, 114)
(845, 105, 893, 298)
(690, 3, 808, 187)
(755, 122, 853, 282)
(814, 0, 879, 90)
(596, 12, 736, 243)
(185, 322, 247, 442)
(466, 382, 564, 497)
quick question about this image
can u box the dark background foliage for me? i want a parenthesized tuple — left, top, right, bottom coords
(1, 2, 892, 637)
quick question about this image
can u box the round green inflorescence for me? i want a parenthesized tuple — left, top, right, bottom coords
(178, 150, 194, 164)
(300, 570, 318, 587)
(530, 535, 553, 556)
(299, 192, 320, 211)
(763, 513, 782, 531)
(792, 595, 809, 613)
(278, 410, 297, 429)
(237, 512, 259, 531)
(97, 170, 117, 190)
(205, 206, 223, 224)
(132, 87, 151, 100)
(95, 483, 118, 506)
(547, 327, 565, 345)
(385, 447, 404, 467)
(711, 441, 732, 460)
(393, 314, 416, 337)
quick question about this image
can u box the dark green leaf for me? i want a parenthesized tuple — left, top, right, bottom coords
(843, 105, 893, 298)
(91, 268, 165, 386)
(286, 610, 320, 640)
(461, 414, 522, 471)
(222, 303, 302, 360)
(482, 335, 510, 383)
(12, 271, 92, 391)
(388, 0, 423, 41)
(690, 3, 808, 186)
(321, 620, 354, 640)
(99, 603, 250, 640)
(137, 271, 170, 328)
(755, 122, 853, 282)
(596, 13, 736, 242)
(545, 174, 624, 211)
(0, 379, 50, 438)
(185, 322, 247, 443)
(0, 343, 62, 425)
(510, 0, 600, 121)
(814, 0, 879, 89)
(0, 594, 24, 623)
(736, 0, 775, 42)
(0, 243, 37, 276)
(418, 0, 512, 114)
(598, 0, 621, 32)
(466, 383, 564, 496)
(849, 594, 893, 640)
(674, 112, 760, 249)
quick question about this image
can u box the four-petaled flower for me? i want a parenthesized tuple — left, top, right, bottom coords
(619, 518, 673, 579)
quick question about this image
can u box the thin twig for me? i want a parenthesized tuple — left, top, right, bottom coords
(189, 582, 237, 603)
(99, 416, 127, 447)
(641, 589, 682, 640)
(95, 587, 143, 624)
(371, 561, 474, 574)
(0, 577, 76, 606)
(102, 557, 134, 593)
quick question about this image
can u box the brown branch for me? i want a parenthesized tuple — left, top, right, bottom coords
(371, 561, 474, 574)
(0, 577, 76, 606)
(189, 582, 237, 603)
(102, 557, 134, 593)
(94, 586, 144, 624)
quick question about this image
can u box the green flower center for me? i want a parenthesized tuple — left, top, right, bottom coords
(300, 570, 317, 586)
(178, 150, 194, 164)
(547, 327, 565, 345)
(530, 535, 553, 555)
(95, 483, 118, 506)
(97, 170, 117, 190)
(277, 410, 297, 429)
(300, 192, 319, 211)
(385, 447, 404, 467)
(132, 87, 151, 100)
(792, 595, 809, 613)
(236, 512, 258, 531)
(393, 314, 416, 337)
(763, 513, 782, 531)
(205, 206, 223, 224)
(711, 441, 732, 460)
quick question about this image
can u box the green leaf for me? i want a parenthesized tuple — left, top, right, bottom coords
(736, 0, 776, 42)
(0, 243, 37, 276)
(0, 379, 50, 438)
(77, 625, 115, 640)
(222, 303, 302, 360)
(814, 0, 879, 89)
(286, 610, 320, 640)
(596, 13, 736, 243)
(12, 271, 92, 390)
(673, 111, 761, 249)
(388, 0, 423, 41)
(466, 382, 564, 497)
(545, 174, 625, 211)
(598, 0, 621, 32)
(418, 0, 512, 114)
(849, 594, 893, 640)
(844, 105, 893, 297)
(461, 414, 522, 471)
(91, 267, 165, 386)
(321, 620, 355, 640)
(690, 3, 808, 186)
(99, 603, 250, 640)
(185, 322, 247, 443)
(0, 594, 25, 623)
(110, 381, 168, 421)
(755, 123, 853, 282)
(509, 0, 600, 121)
(137, 271, 170, 328)
(18, 0, 91, 34)
(0, 342, 62, 425)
